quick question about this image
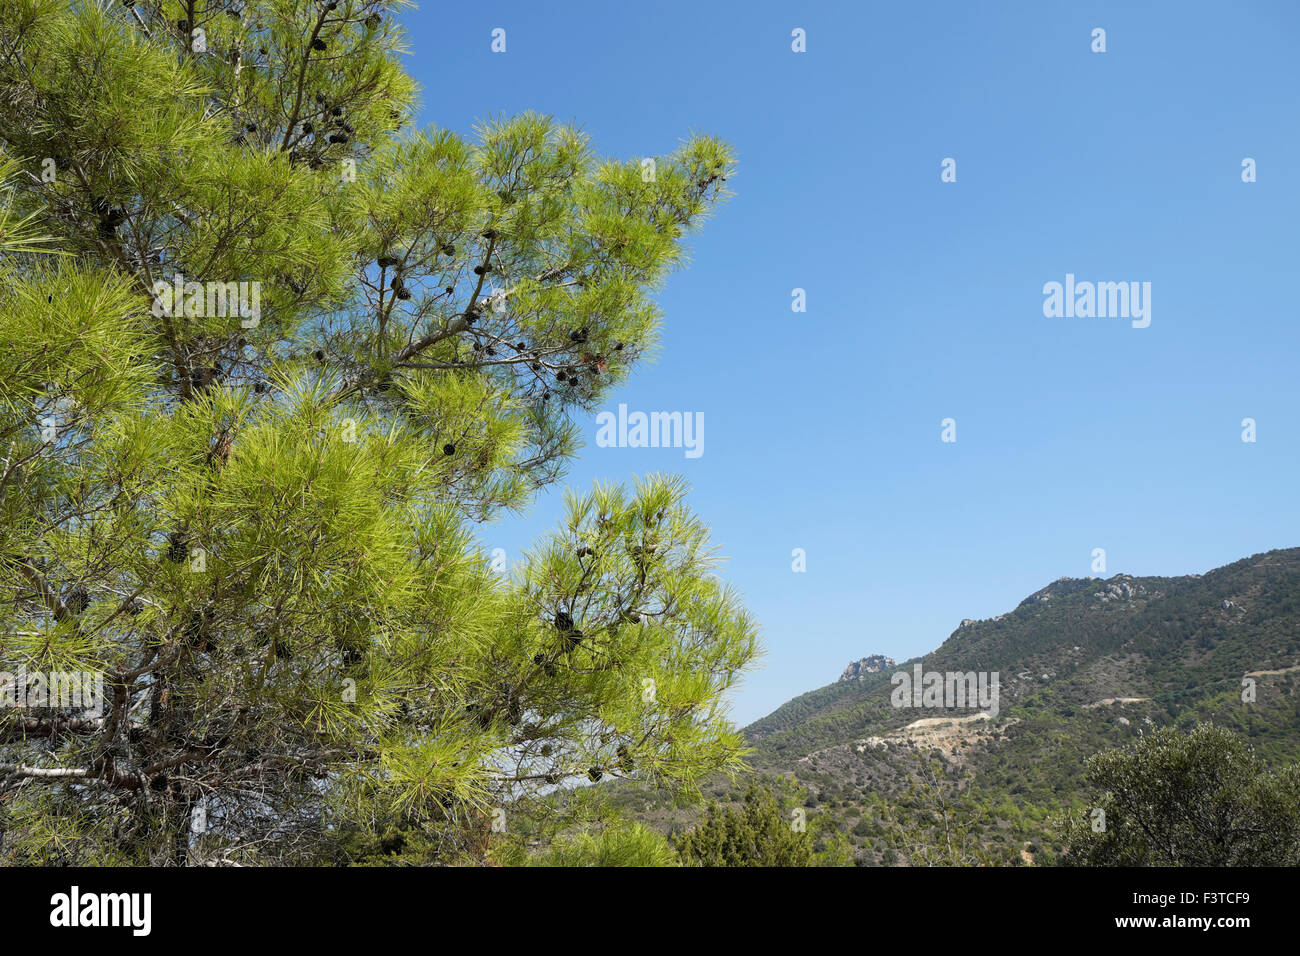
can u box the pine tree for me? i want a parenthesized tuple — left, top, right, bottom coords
(0, 0, 752, 865)
(519, 823, 679, 868)
(674, 780, 814, 867)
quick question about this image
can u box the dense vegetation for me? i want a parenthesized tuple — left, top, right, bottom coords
(673, 780, 814, 866)
(1061, 723, 1300, 866)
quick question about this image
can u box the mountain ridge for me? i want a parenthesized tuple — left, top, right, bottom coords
(725, 547, 1300, 863)
(746, 548, 1300, 744)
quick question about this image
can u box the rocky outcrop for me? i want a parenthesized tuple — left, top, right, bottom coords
(1094, 577, 1149, 603)
(839, 654, 896, 682)
(1095, 581, 1133, 602)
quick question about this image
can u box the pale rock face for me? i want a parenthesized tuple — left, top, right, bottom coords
(838, 654, 897, 682)
(1095, 581, 1142, 603)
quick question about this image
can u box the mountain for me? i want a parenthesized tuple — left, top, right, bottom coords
(614, 547, 1300, 864)
(734, 547, 1300, 863)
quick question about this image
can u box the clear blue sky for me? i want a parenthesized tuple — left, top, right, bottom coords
(398, 1, 1300, 726)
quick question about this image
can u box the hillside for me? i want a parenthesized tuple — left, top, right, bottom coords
(616, 547, 1300, 864)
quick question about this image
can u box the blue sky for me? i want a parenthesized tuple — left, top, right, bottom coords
(398, 1, 1300, 725)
